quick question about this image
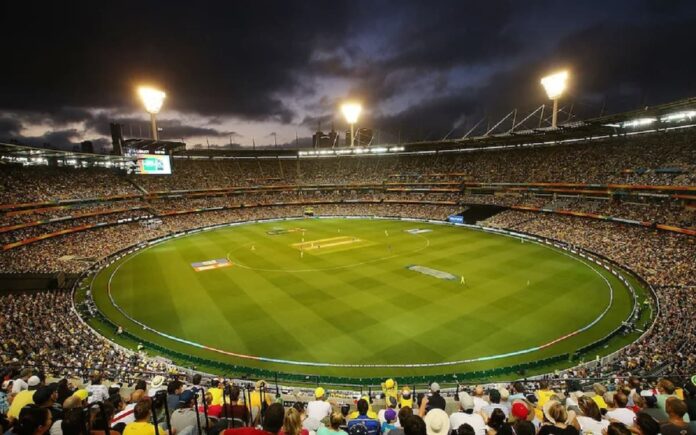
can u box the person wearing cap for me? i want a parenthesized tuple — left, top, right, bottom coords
(381, 408, 399, 434)
(382, 380, 398, 409)
(308, 387, 335, 423)
(482, 389, 509, 419)
(450, 393, 486, 435)
(170, 389, 209, 434)
(423, 409, 449, 435)
(386, 407, 413, 435)
(148, 375, 167, 398)
(378, 397, 399, 426)
(347, 399, 380, 435)
(538, 401, 579, 435)
(87, 372, 109, 405)
(12, 368, 33, 394)
(399, 388, 413, 410)
(7, 375, 42, 420)
(418, 383, 445, 417)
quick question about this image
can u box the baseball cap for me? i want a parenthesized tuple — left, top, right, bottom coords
(179, 390, 195, 405)
(430, 382, 440, 393)
(27, 376, 40, 387)
(511, 401, 529, 420)
(458, 392, 474, 411)
(315, 387, 325, 398)
(385, 408, 397, 422)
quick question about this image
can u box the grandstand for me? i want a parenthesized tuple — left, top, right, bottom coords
(1, 99, 694, 435)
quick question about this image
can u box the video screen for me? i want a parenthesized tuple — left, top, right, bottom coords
(135, 154, 171, 175)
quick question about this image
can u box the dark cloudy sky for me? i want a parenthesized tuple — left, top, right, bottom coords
(1, 1, 695, 150)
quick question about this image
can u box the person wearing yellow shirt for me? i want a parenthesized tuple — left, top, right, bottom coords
(534, 381, 555, 421)
(208, 379, 224, 407)
(399, 387, 414, 409)
(591, 383, 609, 410)
(348, 396, 378, 419)
(123, 399, 169, 435)
(247, 380, 273, 414)
(382, 379, 398, 407)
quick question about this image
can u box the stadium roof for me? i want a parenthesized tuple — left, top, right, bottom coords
(1, 97, 695, 164)
(0, 143, 136, 167)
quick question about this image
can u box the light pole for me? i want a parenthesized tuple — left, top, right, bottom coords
(341, 102, 362, 147)
(138, 86, 166, 140)
(540, 71, 568, 129)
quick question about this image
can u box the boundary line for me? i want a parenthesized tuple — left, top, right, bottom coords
(98, 217, 624, 369)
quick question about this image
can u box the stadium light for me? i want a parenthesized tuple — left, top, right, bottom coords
(138, 86, 166, 140)
(341, 102, 362, 147)
(540, 71, 568, 129)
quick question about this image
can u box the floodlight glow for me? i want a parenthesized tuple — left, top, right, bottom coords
(138, 86, 166, 114)
(540, 71, 568, 100)
(341, 103, 362, 124)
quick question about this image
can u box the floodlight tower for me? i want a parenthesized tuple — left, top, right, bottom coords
(341, 102, 362, 147)
(138, 86, 166, 140)
(540, 71, 568, 129)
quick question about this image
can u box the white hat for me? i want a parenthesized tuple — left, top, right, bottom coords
(424, 409, 450, 435)
(27, 376, 40, 387)
(458, 392, 475, 411)
(430, 382, 440, 392)
(150, 375, 165, 389)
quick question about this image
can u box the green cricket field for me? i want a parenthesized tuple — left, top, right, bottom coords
(88, 218, 643, 381)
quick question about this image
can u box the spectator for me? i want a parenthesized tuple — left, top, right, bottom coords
(450, 393, 486, 435)
(386, 407, 413, 435)
(166, 380, 183, 412)
(282, 408, 309, 435)
(422, 409, 449, 435)
(606, 422, 632, 435)
(87, 373, 109, 405)
(8, 376, 41, 420)
(606, 393, 636, 427)
(381, 409, 398, 435)
(471, 387, 488, 413)
(538, 402, 579, 435)
(402, 416, 426, 435)
(122, 399, 167, 435)
(12, 370, 33, 394)
(317, 412, 348, 435)
(482, 390, 508, 419)
(418, 384, 445, 417)
(307, 387, 333, 423)
(347, 399, 380, 435)
(660, 397, 694, 435)
(632, 413, 660, 435)
(220, 386, 249, 423)
(170, 390, 208, 434)
(15, 406, 53, 435)
(576, 396, 609, 435)
(223, 402, 285, 435)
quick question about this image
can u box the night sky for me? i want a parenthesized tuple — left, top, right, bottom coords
(1, 1, 695, 151)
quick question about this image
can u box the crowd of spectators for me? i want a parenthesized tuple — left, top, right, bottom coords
(1, 365, 695, 435)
